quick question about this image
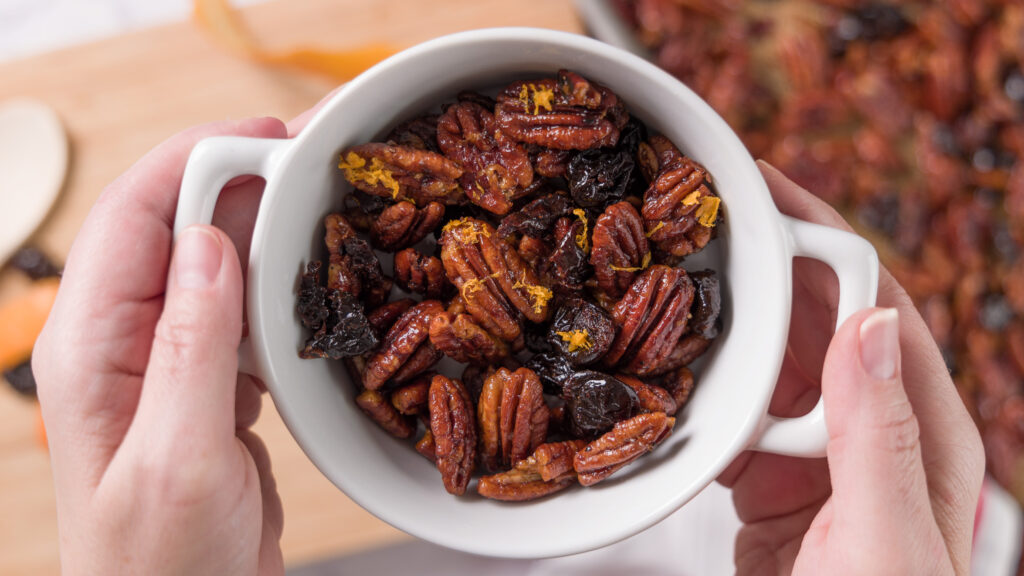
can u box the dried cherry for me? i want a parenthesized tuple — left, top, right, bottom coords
(562, 370, 640, 437)
(547, 298, 616, 366)
(566, 148, 636, 208)
(524, 352, 575, 396)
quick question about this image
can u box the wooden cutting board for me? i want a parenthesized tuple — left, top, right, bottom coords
(0, 2, 581, 574)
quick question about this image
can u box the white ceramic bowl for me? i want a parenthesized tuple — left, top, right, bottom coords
(174, 28, 878, 558)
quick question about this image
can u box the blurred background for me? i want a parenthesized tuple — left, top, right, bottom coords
(0, 0, 1020, 574)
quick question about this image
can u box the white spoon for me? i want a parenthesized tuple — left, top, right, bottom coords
(0, 98, 68, 267)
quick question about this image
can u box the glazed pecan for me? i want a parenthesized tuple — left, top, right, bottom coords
(339, 190, 385, 232)
(339, 143, 464, 205)
(367, 298, 415, 337)
(689, 270, 722, 339)
(390, 375, 432, 415)
(371, 201, 445, 251)
(616, 374, 678, 414)
(429, 310, 510, 365)
(440, 218, 552, 340)
(534, 439, 587, 481)
(591, 201, 651, 299)
(385, 114, 441, 153)
(604, 265, 696, 376)
(363, 300, 445, 390)
(437, 101, 534, 215)
(394, 248, 449, 300)
(325, 213, 360, 298)
(477, 440, 586, 501)
(495, 70, 629, 150)
(641, 136, 721, 258)
(573, 412, 675, 486)
(429, 375, 477, 495)
(355, 390, 415, 438)
(324, 215, 393, 308)
(530, 146, 572, 178)
(478, 367, 550, 471)
(660, 367, 695, 410)
(415, 430, 437, 462)
(517, 235, 552, 270)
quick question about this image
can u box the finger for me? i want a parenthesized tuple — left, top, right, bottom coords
(132, 225, 243, 447)
(760, 160, 984, 571)
(236, 374, 264, 429)
(34, 119, 286, 491)
(823, 307, 947, 570)
(64, 117, 287, 315)
(237, 429, 284, 551)
(211, 177, 269, 275)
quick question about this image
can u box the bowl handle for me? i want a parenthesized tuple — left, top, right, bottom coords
(750, 215, 879, 457)
(174, 136, 290, 376)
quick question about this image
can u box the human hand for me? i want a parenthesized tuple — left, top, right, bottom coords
(34, 117, 289, 576)
(718, 162, 985, 576)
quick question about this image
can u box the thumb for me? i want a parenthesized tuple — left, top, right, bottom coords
(134, 225, 244, 448)
(822, 307, 942, 561)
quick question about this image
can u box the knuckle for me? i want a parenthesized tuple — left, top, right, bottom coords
(133, 446, 226, 508)
(153, 312, 207, 365)
(871, 399, 922, 456)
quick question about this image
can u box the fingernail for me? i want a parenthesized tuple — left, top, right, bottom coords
(174, 226, 222, 289)
(859, 308, 900, 380)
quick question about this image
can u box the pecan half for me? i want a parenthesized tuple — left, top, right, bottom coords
(437, 101, 534, 215)
(429, 375, 477, 495)
(660, 367, 695, 410)
(689, 270, 722, 339)
(363, 300, 445, 390)
(391, 375, 432, 415)
(355, 390, 415, 438)
(478, 367, 550, 471)
(394, 248, 450, 300)
(495, 69, 629, 150)
(477, 440, 586, 501)
(371, 201, 445, 251)
(616, 374, 677, 414)
(440, 218, 552, 340)
(429, 310, 510, 365)
(339, 143, 464, 205)
(530, 146, 572, 178)
(325, 216, 393, 308)
(641, 136, 721, 258)
(604, 265, 696, 376)
(591, 201, 651, 299)
(367, 298, 415, 337)
(415, 430, 437, 462)
(325, 214, 360, 298)
(573, 412, 675, 486)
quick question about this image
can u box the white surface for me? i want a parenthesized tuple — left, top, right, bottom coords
(291, 482, 742, 575)
(974, 480, 1024, 576)
(175, 28, 877, 558)
(0, 0, 266, 63)
(0, 98, 67, 266)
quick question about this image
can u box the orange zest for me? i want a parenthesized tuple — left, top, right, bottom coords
(0, 278, 59, 371)
(193, 0, 396, 81)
